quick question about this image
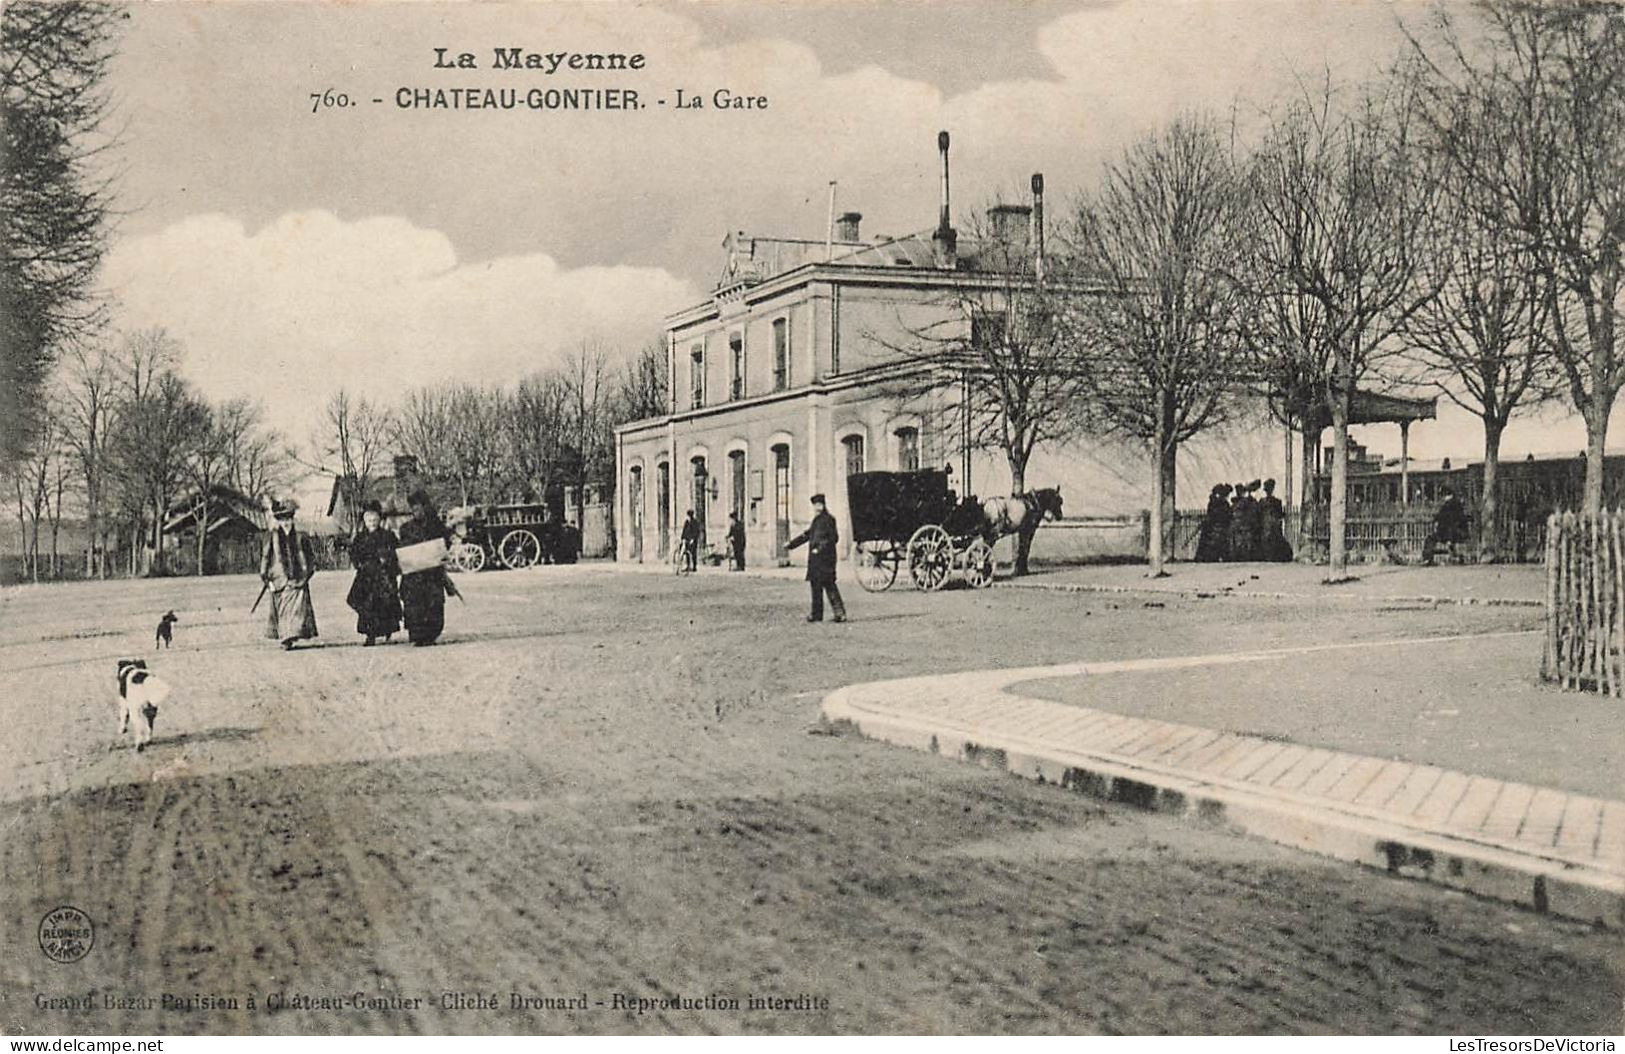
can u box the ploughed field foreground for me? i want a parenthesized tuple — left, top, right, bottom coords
(0, 569, 1617, 1035)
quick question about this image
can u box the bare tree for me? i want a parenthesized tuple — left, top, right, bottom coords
(1064, 113, 1250, 576)
(1, 1, 121, 471)
(314, 389, 393, 536)
(7, 413, 56, 581)
(507, 372, 569, 503)
(217, 398, 291, 500)
(614, 337, 671, 424)
(57, 340, 116, 575)
(1400, 137, 1559, 560)
(561, 343, 613, 522)
(107, 370, 209, 572)
(178, 404, 231, 574)
(878, 205, 1088, 572)
(1406, 1, 1625, 514)
(1242, 80, 1443, 580)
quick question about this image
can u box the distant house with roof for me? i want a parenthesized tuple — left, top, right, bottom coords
(160, 484, 273, 575)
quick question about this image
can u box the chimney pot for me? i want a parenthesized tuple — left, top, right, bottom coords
(987, 203, 1033, 246)
(1031, 173, 1046, 281)
(836, 211, 862, 242)
(935, 130, 957, 266)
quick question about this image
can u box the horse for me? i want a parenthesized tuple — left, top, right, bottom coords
(980, 487, 1064, 575)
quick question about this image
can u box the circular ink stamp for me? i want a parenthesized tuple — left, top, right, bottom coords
(39, 906, 95, 964)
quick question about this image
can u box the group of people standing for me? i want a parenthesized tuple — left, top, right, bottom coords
(1195, 479, 1293, 563)
(258, 490, 460, 651)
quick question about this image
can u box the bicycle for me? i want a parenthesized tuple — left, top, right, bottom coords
(672, 539, 698, 575)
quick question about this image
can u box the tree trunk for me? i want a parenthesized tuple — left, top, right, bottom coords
(1160, 438, 1177, 568)
(28, 513, 41, 584)
(1480, 420, 1504, 563)
(1009, 449, 1032, 575)
(1584, 398, 1611, 516)
(1008, 452, 1027, 497)
(196, 501, 208, 575)
(85, 489, 96, 577)
(1148, 439, 1165, 577)
(1299, 427, 1317, 558)
(1328, 384, 1351, 580)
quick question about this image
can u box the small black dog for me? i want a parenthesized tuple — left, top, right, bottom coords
(155, 611, 178, 649)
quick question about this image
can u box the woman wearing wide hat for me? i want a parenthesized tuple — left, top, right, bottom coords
(259, 497, 319, 650)
(346, 499, 402, 646)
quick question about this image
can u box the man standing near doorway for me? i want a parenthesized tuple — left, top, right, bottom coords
(680, 509, 701, 572)
(727, 512, 746, 571)
(787, 493, 845, 623)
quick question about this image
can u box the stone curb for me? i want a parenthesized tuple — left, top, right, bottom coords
(995, 578, 1545, 609)
(822, 679, 1623, 928)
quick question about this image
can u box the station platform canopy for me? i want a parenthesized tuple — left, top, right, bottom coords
(1301, 390, 1436, 433)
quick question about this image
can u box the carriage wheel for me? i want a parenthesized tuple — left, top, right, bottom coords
(448, 541, 487, 574)
(963, 538, 995, 589)
(907, 525, 952, 592)
(498, 529, 541, 570)
(854, 541, 900, 592)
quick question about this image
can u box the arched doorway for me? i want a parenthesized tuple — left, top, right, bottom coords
(656, 461, 670, 557)
(772, 443, 791, 560)
(627, 465, 644, 561)
(690, 455, 709, 551)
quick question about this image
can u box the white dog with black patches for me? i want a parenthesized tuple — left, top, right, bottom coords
(116, 658, 170, 751)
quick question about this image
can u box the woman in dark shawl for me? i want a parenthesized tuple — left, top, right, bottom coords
(398, 490, 459, 646)
(346, 499, 401, 645)
(1195, 484, 1232, 563)
(1257, 478, 1293, 562)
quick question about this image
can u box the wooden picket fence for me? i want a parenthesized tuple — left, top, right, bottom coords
(1543, 510, 1625, 695)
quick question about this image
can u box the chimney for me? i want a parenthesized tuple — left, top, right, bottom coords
(1031, 173, 1045, 281)
(836, 211, 862, 242)
(987, 204, 1033, 247)
(933, 130, 958, 267)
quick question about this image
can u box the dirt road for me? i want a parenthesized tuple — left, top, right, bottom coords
(0, 568, 1618, 1034)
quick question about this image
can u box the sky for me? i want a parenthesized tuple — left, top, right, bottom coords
(84, 0, 1614, 507)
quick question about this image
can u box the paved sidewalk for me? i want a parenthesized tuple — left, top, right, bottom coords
(823, 634, 1625, 927)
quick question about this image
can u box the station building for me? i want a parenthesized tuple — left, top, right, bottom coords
(613, 136, 1044, 568)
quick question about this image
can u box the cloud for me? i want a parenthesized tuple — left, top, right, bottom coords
(102, 210, 695, 440)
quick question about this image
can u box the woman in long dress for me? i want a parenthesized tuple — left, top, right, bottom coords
(260, 498, 319, 650)
(398, 490, 458, 646)
(346, 499, 401, 646)
(1195, 484, 1232, 562)
(1257, 478, 1293, 562)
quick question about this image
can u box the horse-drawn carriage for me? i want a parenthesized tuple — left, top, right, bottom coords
(847, 469, 998, 592)
(444, 502, 579, 572)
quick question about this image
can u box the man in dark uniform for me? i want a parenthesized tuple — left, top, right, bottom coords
(679, 509, 701, 572)
(787, 493, 845, 623)
(727, 512, 746, 571)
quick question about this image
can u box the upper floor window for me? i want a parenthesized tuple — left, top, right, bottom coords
(729, 333, 744, 401)
(772, 318, 790, 391)
(895, 427, 920, 472)
(690, 344, 705, 408)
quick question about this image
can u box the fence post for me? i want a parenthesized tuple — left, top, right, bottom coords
(1544, 512, 1557, 682)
